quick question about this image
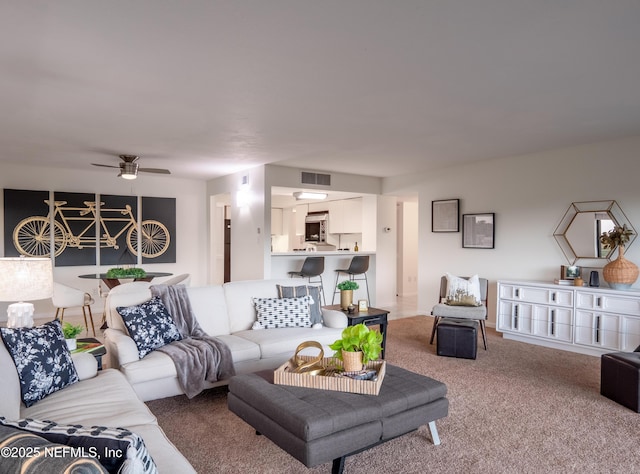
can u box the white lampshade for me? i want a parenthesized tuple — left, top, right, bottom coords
(0, 257, 53, 328)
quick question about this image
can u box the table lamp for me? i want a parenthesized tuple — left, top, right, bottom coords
(0, 257, 53, 328)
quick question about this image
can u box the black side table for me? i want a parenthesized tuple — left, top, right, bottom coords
(324, 305, 389, 359)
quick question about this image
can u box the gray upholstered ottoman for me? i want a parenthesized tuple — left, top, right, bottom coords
(227, 365, 448, 473)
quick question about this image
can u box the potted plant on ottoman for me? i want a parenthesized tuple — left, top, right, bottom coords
(337, 280, 359, 310)
(62, 322, 84, 351)
(329, 323, 383, 372)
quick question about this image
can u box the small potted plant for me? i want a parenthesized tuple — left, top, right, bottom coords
(329, 323, 383, 372)
(337, 280, 359, 310)
(62, 322, 84, 350)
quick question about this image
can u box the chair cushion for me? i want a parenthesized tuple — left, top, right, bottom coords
(432, 303, 487, 319)
(445, 273, 482, 306)
(0, 320, 79, 407)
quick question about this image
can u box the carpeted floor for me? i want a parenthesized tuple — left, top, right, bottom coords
(146, 316, 640, 473)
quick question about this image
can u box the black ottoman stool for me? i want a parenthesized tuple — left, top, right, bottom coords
(436, 318, 478, 360)
(601, 351, 640, 412)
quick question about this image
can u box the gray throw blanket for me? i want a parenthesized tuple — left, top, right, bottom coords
(151, 284, 235, 398)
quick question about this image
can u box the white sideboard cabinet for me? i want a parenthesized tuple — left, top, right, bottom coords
(497, 280, 640, 356)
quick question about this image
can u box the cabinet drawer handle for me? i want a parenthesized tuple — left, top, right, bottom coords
(515, 288, 520, 298)
(551, 310, 555, 336)
(514, 306, 518, 329)
(596, 297, 602, 307)
(552, 292, 556, 302)
(595, 315, 600, 343)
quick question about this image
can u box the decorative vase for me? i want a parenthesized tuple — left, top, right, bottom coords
(603, 245, 639, 290)
(340, 290, 353, 310)
(65, 338, 77, 351)
(342, 350, 363, 372)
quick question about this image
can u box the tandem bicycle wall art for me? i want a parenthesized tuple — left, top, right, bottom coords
(3, 189, 176, 266)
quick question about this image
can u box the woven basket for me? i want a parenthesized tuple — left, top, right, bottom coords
(603, 246, 639, 289)
(342, 350, 364, 372)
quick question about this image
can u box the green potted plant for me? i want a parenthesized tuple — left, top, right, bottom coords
(329, 323, 383, 372)
(337, 280, 359, 310)
(105, 267, 147, 279)
(62, 322, 84, 351)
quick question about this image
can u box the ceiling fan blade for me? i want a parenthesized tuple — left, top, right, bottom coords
(91, 163, 120, 169)
(139, 168, 171, 174)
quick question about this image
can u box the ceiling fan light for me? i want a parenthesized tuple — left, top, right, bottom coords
(120, 162, 138, 179)
(293, 191, 327, 200)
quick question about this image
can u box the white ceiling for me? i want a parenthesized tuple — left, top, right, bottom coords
(2, 1, 640, 181)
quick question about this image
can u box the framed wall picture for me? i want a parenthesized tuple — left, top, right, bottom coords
(462, 213, 495, 249)
(560, 265, 581, 280)
(432, 199, 459, 232)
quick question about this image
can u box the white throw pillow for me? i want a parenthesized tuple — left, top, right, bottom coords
(445, 273, 482, 306)
(253, 296, 312, 329)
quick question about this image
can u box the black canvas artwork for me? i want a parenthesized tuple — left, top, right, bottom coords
(141, 196, 176, 264)
(4, 189, 50, 257)
(53, 191, 97, 266)
(4, 189, 176, 266)
(99, 194, 138, 266)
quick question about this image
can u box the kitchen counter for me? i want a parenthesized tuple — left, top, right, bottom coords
(272, 251, 375, 256)
(270, 252, 376, 305)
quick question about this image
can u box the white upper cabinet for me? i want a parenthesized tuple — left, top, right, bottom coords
(328, 198, 362, 234)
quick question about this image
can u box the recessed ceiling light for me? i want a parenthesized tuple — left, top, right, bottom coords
(293, 191, 327, 200)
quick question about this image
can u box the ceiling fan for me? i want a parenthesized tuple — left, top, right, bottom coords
(91, 155, 171, 180)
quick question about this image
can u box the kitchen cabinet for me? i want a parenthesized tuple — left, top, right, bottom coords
(294, 205, 307, 236)
(328, 198, 362, 234)
(271, 208, 283, 235)
(497, 280, 640, 356)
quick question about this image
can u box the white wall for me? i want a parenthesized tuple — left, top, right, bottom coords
(384, 135, 640, 325)
(0, 162, 208, 322)
(398, 201, 418, 296)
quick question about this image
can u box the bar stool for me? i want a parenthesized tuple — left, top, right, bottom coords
(288, 256, 326, 304)
(332, 255, 370, 305)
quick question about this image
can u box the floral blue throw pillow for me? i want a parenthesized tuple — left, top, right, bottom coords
(117, 297, 182, 359)
(0, 320, 79, 407)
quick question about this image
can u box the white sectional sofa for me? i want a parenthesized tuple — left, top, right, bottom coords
(104, 279, 348, 402)
(0, 342, 195, 473)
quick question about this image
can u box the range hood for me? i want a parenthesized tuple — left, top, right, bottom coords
(305, 212, 328, 223)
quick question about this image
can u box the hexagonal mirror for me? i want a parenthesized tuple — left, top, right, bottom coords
(554, 200, 636, 265)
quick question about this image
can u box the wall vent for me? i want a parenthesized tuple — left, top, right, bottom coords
(301, 171, 331, 186)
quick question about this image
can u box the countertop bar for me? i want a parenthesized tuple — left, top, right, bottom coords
(270, 252, 376, 306)
(272, 251, 375, 256)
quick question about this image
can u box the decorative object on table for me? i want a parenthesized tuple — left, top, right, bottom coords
(573, 277, 584, 287)
(329, 323, 383, 372)
(462, 213, 495, 249)
(347, 304, 355, 314)
(290, 341, 326, 375)
(106, 267, 147, 279)
(601, 224, 639, 290)
(62, 322, 84, 351)
(432, 198, 459, 232)
(337, 280, 359, 310)
(589, 270, 600, 287)
(354, 242, 359, 252)
(560, 265, 581, 280)
(274, 355, 386, 395)
(0, 256, 53, 328)
(358, 299, 368, 311)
